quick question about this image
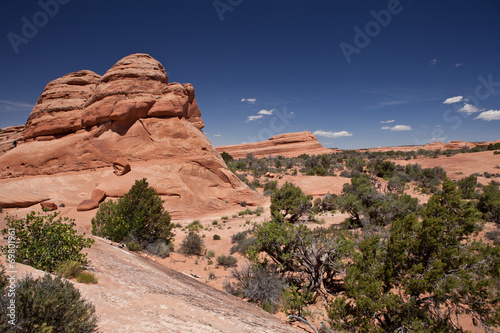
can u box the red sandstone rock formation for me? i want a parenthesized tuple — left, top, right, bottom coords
(216, 131, 335, 159)
(0, 54, 262, 218)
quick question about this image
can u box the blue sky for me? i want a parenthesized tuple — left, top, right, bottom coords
(1, 0, 499, 149)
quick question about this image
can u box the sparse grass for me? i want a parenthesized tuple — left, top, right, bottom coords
(56, 260, 82, 279)
(76, 271, 98, 284)
(207, 249, 215, 258)
(146, 240, 172, 258)
(217, 255, 238, 268)
(221, 216, 229, 221)
(208, 271, 216, 280)
(126, 241, 142, 252)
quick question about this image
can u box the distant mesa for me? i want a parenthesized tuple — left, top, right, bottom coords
(0, 53, 262, 217)
(216, 131, 336, 159)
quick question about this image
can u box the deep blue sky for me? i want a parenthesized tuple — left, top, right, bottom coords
(1, 0, 499, 149)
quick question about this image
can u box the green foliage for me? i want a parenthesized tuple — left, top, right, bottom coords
(126, 241, 143, 252)
(0, 265, 7, 291)
(477, 181, 500, 223)
(1, 212, 94, 272)
(220, 151, 234, 164)
(76, 272, 98, 284)
(91, 178, 173, 244)
(328, 180, 500, 332)
(0, 274, 98, 332)
(282, 284, 313, 317)
(270, 182, 312, 223)
(337, 174, 419, 227)
(216, 255, 238, 267)
(179, 231, 205, 256)
(213, 234, 221, 240)
(368, 159, 396, 179)
(56, 260, 82, 279)
(457, 174, 478, 199)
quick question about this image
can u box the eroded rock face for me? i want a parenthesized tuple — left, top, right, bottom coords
(23, 53, 203, 142)
(24, 70, 101, 139)
(216, 131, 335, 158)
(0, 53, 261, 218)
(0, 125, 24, 154)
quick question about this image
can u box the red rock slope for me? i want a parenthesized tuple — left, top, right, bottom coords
(216, 131, 335, 158)
(0, 54, 263, 217)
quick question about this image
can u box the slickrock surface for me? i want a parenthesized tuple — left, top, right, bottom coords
(216, 131, 335, 158)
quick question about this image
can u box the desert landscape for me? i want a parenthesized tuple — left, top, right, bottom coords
(0, 53, 499, 333)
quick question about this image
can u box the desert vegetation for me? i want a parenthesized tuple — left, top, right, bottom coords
(219, 152, 500, 332)
(91, 178, 174, 257)
(0, 270, 99, 332)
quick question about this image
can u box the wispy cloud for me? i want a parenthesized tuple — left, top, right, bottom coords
(0, 99, 34, 112)
(430, 59, 438, 66)
(455, 63, 463, 67)
(246, 115, 263, 122)
(213, 134, 222, 137)
(382, 125, 412, 131)
(380, 120, 395, 124)
(458, 103, 481, 114)
(474, 110, 500, 121)
(257, 109, 273, 116)
(443, 96, 466, 104)
(313, 130, 353, 138)
(241, 98, 256, 104)
(360, 86, 440, 109)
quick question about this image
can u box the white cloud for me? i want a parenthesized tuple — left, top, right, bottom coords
(458, 103, 481, 114)
(380, 120, 395, 124)
(474, 110, 500, 121)
(443, 96, 466, 104)
(257, 109, 273, 116)
(382, 125, 412, 131)
(455, 63, 463, 67)
(313, 130, 353, 138)
(213, 134, 222, 137)
(246, 115, 263, 122)
(430, 59, 438, 66)
(241, 98, 256, 104)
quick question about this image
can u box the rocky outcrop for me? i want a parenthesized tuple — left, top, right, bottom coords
(23, 54, 203, 142)
(0, 125, 24, 155)
(24, 70, 101, 139)
(216, 131, 335, 158)
(0, 53, 262, 218)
